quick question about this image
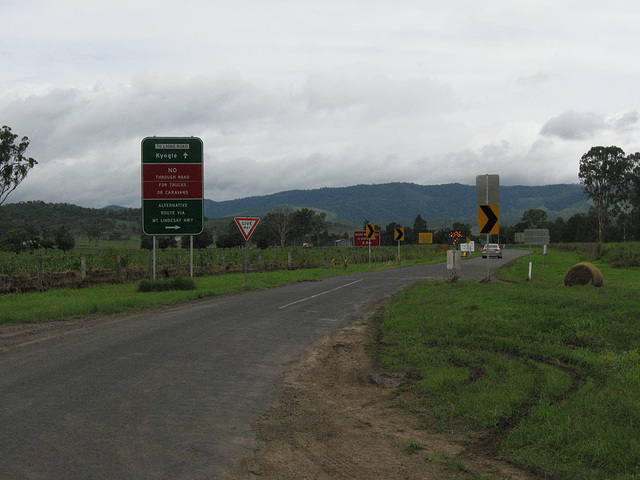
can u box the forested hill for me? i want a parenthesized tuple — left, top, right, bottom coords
(0, 183, 589, 234)
(0, 201, 139, 236)
(204, 182, 589, 228)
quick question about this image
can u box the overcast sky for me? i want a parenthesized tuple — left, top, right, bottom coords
(2, 1, 639, 208)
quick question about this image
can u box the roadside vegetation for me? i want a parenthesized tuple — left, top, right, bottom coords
(0, 239, 448, 278)
(0, 245, 447, 324)
(379, 245, 640, 479)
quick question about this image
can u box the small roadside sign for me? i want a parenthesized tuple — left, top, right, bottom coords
(234, 217, 260, 241)
(419, 232, 433, 244)
(394, 228, 405, 242)
(523, 229, 550, 245)
(460, 241, 475, 253)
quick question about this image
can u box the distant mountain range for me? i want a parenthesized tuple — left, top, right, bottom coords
(2, 183, 590, 234)
(204, 182, 590, 229)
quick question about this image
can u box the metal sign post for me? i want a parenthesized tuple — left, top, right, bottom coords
(394, 227, 404, 260)
(476, 174, 500, 279)
(190, 235, 194, 278)
(234, 217, 260, 285)
(243, 241, 249, 285)
(152, 236, 157, 280)
(366, 224, 376, 268)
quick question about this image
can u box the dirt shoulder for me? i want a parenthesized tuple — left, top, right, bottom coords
(226, 312, 536, 480)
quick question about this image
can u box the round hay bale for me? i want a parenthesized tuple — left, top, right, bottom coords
(563, 262, 604, 287)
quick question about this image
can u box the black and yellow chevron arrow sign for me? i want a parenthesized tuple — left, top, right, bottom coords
(478, 205, 499, 235)
(366, 224, 376, 239)
(394, 227, 405, 242)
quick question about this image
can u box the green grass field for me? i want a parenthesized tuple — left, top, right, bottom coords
(0, 248, 446, 324)
(379, 246, 640, 479)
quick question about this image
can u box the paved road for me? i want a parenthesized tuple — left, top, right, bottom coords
(0, 250, 526, 479)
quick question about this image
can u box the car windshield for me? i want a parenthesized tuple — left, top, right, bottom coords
(486, 244, 499, 249)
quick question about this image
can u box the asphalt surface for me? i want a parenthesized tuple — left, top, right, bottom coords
(0, 249, 527, 479)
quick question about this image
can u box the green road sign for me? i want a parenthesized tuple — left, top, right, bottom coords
(141, 137, 204, 235)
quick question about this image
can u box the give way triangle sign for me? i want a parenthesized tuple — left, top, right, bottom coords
(234, 217, 260, 241)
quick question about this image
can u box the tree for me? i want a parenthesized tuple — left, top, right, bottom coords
(181, 230, 214, 250)
(520, 209, 548, 229)
(262, 209, 294, 247)
(55, 226, 75, 253)
(381, 222, 402, 246)
(0, 126, 37, 206)
(1, 228, 32, 254)
(140, 235, 153, 250)
(627, 152, 640, 240)
(87, 223, 104, 246)
(412, 215, 428, 243)
(158, 236, 177, 250)
(216, 232, 244, 249)
(290, 208, 315, 244)
(216, 220, 245, 249)
(412, 215, 428, 244)
(579, 146, 633, 243)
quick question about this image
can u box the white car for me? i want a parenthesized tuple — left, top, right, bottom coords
(482, 244, 502, 258)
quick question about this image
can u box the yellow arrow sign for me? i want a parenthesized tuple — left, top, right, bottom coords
(366, 224, 376, 239)
(479, 204, 499, 235)
(394, 227, 405, 242)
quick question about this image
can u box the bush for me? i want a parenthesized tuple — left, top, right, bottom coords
(137, 276, 197, 292)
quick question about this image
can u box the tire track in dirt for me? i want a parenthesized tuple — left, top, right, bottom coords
(226, 311, 537, 480)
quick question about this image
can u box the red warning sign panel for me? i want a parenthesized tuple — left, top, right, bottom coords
(353, 230, 380, 247)
(142, 163, 203, 199)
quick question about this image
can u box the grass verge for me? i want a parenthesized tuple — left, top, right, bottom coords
(0, 257, 439, 325)
(379, 246, 640, 479)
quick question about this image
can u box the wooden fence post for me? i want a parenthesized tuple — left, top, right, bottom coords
(38, 258, 44, 289)
(116, 256, 122, 282)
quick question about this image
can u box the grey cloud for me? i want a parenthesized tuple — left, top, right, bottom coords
(303, 68, 458, 119)
(612, 111, 638, 132)
(540, 110, 639, 141)
(540, 111, 606, 140)
(517, 72, 553, 86)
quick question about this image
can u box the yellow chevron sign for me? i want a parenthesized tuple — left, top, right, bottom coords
(366, 224, 376, 239)
(478, 204, 499, 235)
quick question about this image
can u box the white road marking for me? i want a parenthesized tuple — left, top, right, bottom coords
(278, 279, 363, 309)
